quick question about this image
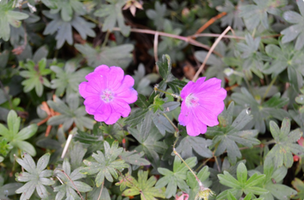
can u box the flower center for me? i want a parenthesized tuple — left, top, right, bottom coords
(185, 93, 199, 107)
(100, 89, 114, 103)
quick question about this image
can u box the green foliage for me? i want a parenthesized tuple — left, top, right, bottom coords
(50, 59, 89, 97)
(156, 156, 197, 198)
(217, 0, 244, 30)
(120, 150, 151, 166)
(43, 11, 96, 49)
(75, 43, 134, 69)
(217, 162, 268, 199)
(250, 159, 297, 200)
(146, 1, 167, 30)
(206, 102, 260, 163)
(232, 87, 289, 133)
(187, 166, 212, 200)
(47, 95, 94, 131)
(156, 54, 187, 94)
(292, 178, 304, 199)
(19, 58, 51, 97)
(132, 64, 159, 96)
(0, 110, 37, 159)
(129, 122, 167, 162)
(54, 159, 92, 200)
(15, 153, 55, 200)
(195, 41, 228, 87)
(264, 42, 304, 91)
(118, 170, 166, 200)
(176, 134, 213, 159)
(81, 141, 129, 187)
(41, 0, 86, 22)
(281, 0, 304, 50)
(235, 34, 265, 79)
(265, 118, 304, 168)
(0, 175, 21, 200)
(0, 1, 29, 41)
(239, 0, 286, 30)
(2, 0, 304, 199)
(94, 0, 130, 36)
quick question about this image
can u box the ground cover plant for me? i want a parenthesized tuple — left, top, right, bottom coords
(1, 0, 304, 199)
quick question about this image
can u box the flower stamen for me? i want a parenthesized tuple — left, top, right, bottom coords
(185, 93, 199, 107)
(100, 89, 114, 103)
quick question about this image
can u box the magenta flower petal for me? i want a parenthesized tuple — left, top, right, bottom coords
(79, 65, 138, 125)
(178, 77, 227, 136)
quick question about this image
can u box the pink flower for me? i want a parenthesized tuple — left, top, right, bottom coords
(79, 65, 137, 124)
(175, 193, 189, 200)
(178, 77, 227, 136)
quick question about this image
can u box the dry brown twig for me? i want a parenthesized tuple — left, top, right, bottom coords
(192, 26, 232, 82)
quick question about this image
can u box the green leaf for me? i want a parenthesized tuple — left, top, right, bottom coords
(129, 123, 167, 163)
(75, 43, 133, 69)
(125, 108, 149, 127)
(187, 166, 212, 200)
(237, 162, 247, 184)
(281, 0, 304, 49)
(195, 42, 228, 87)
(235, 34, 265, 79)
(19, 58, 51, 97)
(239, 0, 286, 30)
(47, 95, 94, 131)
(43, 11, 95, 49)
(15, 153, 55, 200)
(15, 124, 38, 141)
(118, 170, 166, 200)
(0, 3, 29, 41)
(217, 162, 267, 199)
(231, 87, 289, 133)
(217, 0, 244, 30)
(51, 59, 89, 97)
(157, 54, 172, 80)
(291, 178, 304, 199)
(0, 138, 12, 157)
(54, 159, 92, 200)
(207, 102, 260, 163)
(176, 136, 213, 158)
(135, 94, 150, 108)
(94, 0, 130, 36)
(0, 182, 22, 199)
(156, 156, 197, 198)
(266, 118, 304, 168)
(263, 42, 304, 91)
(120, 150, 151, 166)
(146, 1, 167, 30)
(0, 110, 37, 158)
(81, 141, 129, 187)
(42, 0, 86, 21)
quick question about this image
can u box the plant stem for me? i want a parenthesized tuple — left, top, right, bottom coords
(97, 181, 104, 200)
(154, 86, 181, 100)
(102, 31, 110, 47)
(262, 76, 277, 101)
(57, 169, 84, 200)
(192, 26, 232, 82)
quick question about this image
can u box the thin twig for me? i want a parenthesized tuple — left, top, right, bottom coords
(194, 12, 227, 35)
(102, 31, 110, 47)
(262, 76, 277, 101)
(193, 33, 245, 40)
(154, 31, 159, 66)
(57, 169, 84, 200)
(111, 27, 215, 53)
(192, 26, 232, 82)
(97, 181, 104, 200)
